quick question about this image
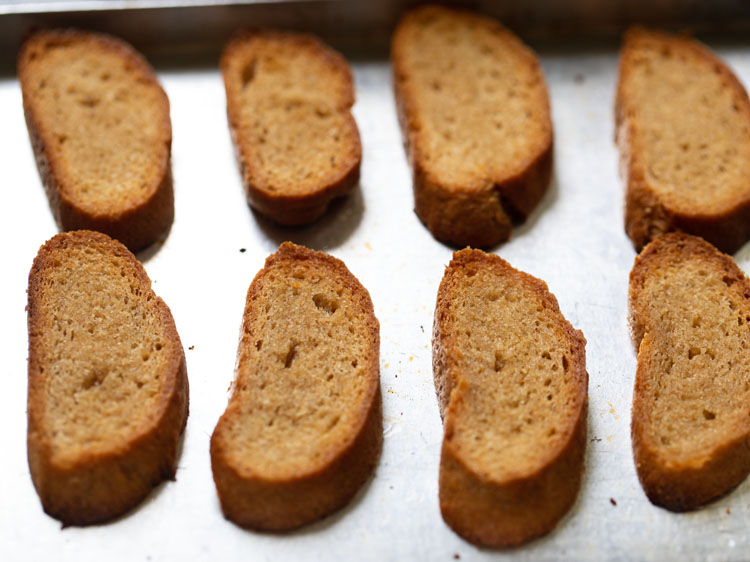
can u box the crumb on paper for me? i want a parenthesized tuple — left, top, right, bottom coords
(453, 555, 460, 560)
(610, 498, 617, 506)
(726, 507, 731, 515)
(591, 436, 602, 442)
(409, 356, 414, 362)
(365, 241, 372, 250)
(188, 345, 195, 350)
(239, 248, 246, 253)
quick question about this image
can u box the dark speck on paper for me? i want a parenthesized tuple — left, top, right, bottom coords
(610, 498, 617, 506)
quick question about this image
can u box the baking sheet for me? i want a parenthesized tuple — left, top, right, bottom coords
(2, 3, 750, 561)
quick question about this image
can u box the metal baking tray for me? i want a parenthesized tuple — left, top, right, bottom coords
(3, 2, 750, 560)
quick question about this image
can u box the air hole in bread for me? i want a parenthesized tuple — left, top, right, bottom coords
(255, 339, 263, 350)
(79, 96, 99, 108)
(241, 60, 257, 87)
(723, 275, 736, 287)
(283, 341, 298, 368)
(494, 351, 503, 372)
(688, 347, 701, 359)
(313, 293, 338, 314)
(326, 415, 340, 432)
(562, 355, 569, 372)
(351, 359, 358, 368)
(82, 368, 107, 390)
(703, 409, 716, 420)
(541, 351, 551, 360)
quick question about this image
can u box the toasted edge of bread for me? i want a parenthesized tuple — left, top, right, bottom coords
(433, 249, 587, 547)
(392, 6, 553, 248)
(18, 29, 173, 252)
(210, 242, 382, 530)
(221, 30, 362, 226)
(616, 27, 750, 254)
(628, 232, 750, 511)
(26, 230, 188, 525)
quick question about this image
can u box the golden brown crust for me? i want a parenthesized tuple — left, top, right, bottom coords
(221, 30, 361, 225)
(433, 249, 587, 547)
(210, 242, 382, 530)
(392, 6, 553, 248)
(628, 232, 750, 511)
(616, 27, 750, 254)
(27, 231, 188, 525)
(18, 29, 173, 252)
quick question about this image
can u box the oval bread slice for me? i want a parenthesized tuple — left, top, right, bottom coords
(210, 242, 381, 530)
(18, 29, 173, 252)
(392, 6, 553, 248)
(616, 27, 750, 253)
(221, 30, 362, 225)
(27, 231, 189, 525)
(433, 249, 587, 547)
(629, 232, 750, 511)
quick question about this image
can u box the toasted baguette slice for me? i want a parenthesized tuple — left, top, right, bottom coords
(629, 233, 750, 511)
(433, 249, 587, 547)
(210, 242, 381, 530)
(18, 29, 173, 252)
(616, 27, 750, 253)
(392, 6, 553, 248)
(27, 231, 188, 526)
(221, 30, 361, 225)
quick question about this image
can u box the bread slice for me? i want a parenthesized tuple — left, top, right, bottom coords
(629, 232, 750, 511)
(616, 27, 750, 253)
(392, 6, 553, 248)
(26, 230, 188, 526)
(18, 29, 173, 252)
(433, 249, 587, 547)
(221, 30, 361, 225)
(210, 242, 381, 530)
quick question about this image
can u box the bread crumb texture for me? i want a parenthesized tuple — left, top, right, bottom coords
(224, 249, 373, 476)
(392, 6, 552, 247)
(629, 233, 750, 510)
(19, 30, 170, 215)
(222, 30, 361, 219)
(27, 230, 188, 525)
(394, 8, 549, 189)
(434, 249, 587, 547)
(617, 28, 750, 252)
(211, 242, 381, 530)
